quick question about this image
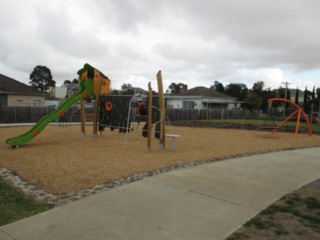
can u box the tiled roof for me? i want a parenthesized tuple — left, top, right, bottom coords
(0, 73, 43, 95)
(176, 86, 236, 99)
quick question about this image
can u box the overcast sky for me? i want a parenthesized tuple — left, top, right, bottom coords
(1, 0, 320, 92)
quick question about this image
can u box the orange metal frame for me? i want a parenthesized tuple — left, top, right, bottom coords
(267, 98, 312, 137)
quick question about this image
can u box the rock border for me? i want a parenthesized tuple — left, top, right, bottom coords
(1, 145, 319, 208)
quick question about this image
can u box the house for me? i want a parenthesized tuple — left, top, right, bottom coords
(165, 86, 238, 110)
(46, 86, 68, 107)
(0, 73, 45, 107)
(132, 87, 148, 96)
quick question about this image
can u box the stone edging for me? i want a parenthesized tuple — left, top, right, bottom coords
(1, 145, 320, 208)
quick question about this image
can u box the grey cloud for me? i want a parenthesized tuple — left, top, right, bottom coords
(36, 8, 108, 58)
(173, 0, 320, 70)
(0, 0, 319, 90)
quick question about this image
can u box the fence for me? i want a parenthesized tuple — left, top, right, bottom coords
(1, 106, 257, 124)
(0, 106, 298, 124)
(0, 106, 83, 124)
(165, 108, 260, 121)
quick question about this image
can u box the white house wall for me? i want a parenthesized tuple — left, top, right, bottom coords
(166, 98, 235, 110)
(8, 95, 45, 107)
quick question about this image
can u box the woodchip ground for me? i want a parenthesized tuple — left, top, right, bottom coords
(1, 124, 320, 194)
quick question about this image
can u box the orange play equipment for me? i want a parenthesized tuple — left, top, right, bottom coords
(266, 98, 312, 137)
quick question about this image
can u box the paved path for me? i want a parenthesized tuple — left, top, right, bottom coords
(1, 148, 320, 240)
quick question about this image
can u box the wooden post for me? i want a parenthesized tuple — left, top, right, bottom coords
(93, 74, 103, 138)
(80, 97, 85, 136)
(157, 71, 166, 149)
(147, 82, 153, 152)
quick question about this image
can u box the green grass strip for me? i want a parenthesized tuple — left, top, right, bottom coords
(0, 179, 49, 226)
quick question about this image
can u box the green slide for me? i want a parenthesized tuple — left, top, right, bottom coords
(6, 79, 93, 146)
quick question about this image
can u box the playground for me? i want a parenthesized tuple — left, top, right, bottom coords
(2, 64, 320, 196)
(1, 124, 320, 194)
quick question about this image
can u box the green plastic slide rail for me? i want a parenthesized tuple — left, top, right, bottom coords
(5, 79, 93, 146)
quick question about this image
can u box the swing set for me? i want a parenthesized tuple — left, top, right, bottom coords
(261, 98, 312, 137)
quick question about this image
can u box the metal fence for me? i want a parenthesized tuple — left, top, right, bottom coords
(165, 108, 260, 121)
(0, 106, 300, 124)
(0, 106, 258, 124)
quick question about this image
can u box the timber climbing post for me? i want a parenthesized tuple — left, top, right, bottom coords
(157, 70, 166, 149)
(93, 74, 103, 138)
(147, 82, 153, 152)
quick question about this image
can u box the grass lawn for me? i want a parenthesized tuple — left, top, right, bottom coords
(206, 119, 320, 131)
(0, 179, 49, 226)
(226, 179, 320, 240)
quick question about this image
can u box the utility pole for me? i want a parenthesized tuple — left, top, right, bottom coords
(282, 81, 290, 117)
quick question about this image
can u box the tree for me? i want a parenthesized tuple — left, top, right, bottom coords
(303, 86, 308, 112)
(312, 86, 315, 101)
(121, 83, 133, 90)
(317, 88, 320, 100)
(251, 81, 265, 96)
(260, 88, 277, 112)
(302, 87, 314, 114)
(295, 87, 299, 105)
(225, 83, 248, 101)
(166, 82, 185, 94)
(72, 78, 79, 84)
(317, 88, 320, 112)
(29, 66, 55, 93)
(63, 80, 72, 85)
(311, 86, 317, 113)
(245, 92, 262, 111)
(211, 81, 225, 93)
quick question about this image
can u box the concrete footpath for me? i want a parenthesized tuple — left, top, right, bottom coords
(1, 148, 320, 240)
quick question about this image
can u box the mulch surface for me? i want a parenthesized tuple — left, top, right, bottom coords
(1, 124, 320, 194)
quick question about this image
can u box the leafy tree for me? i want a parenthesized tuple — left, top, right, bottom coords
(312, 86, 315, 104)
(112, 90, 120, 95)
(29, 66, 55, 93)
(251, 81, 265, 96)
(63, 79, 79, 87)
(316, 88, 320, 112)
(245, 92, 262, 111)
(166, 82, 185, 94)
(63, 80, 72, 85)
(121, 83, 133, 90)
(303, 86, 308, 112)
(211, 81, 225, 93)
(225, 83, 248, 101)
(310, 86, 318, 113)
(261, 88, 277, 112)
(316, 88, 320, 100)
(250, 81, 275, 112)
(286, 90, 291, 108)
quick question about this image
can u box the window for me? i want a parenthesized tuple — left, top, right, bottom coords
(182, 101, 195, 109)
(34, 100, 41, 107)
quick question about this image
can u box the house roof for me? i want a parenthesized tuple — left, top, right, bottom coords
(0, 73, 43, 96)
(289, 88, 304, 96)
(175, 86, 236, 100)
